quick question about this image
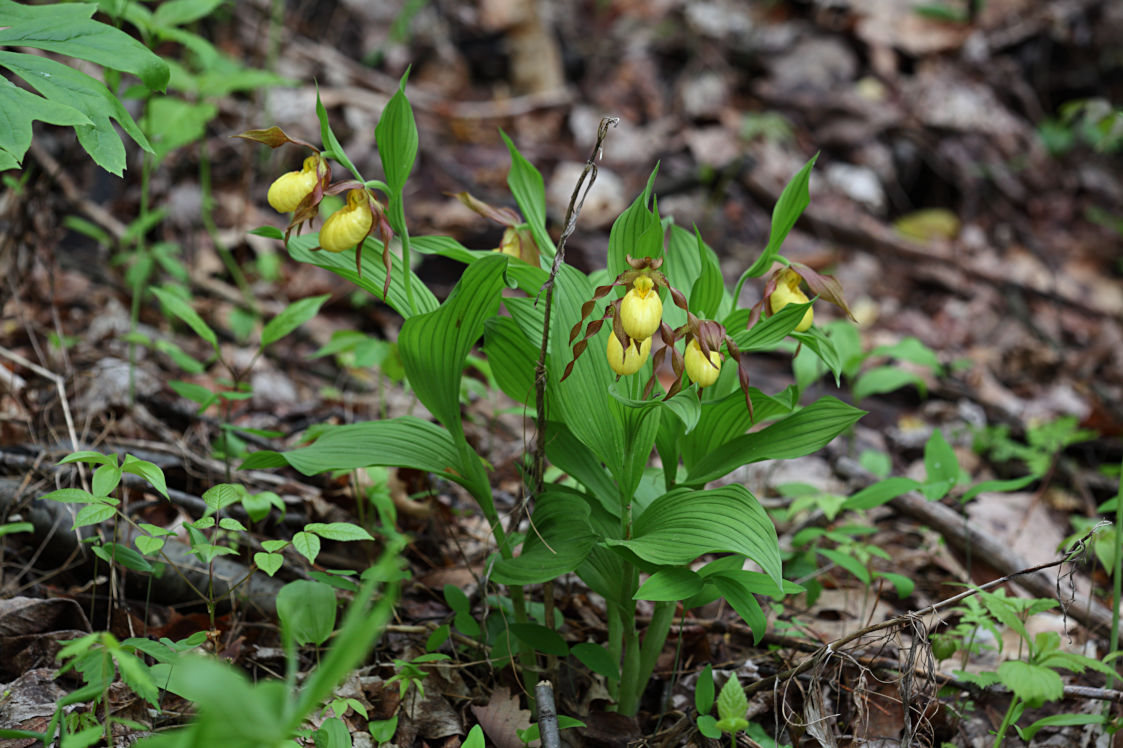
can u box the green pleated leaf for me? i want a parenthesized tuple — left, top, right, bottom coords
(261, 294, 330, 348)
(680, 386, 796, 475)
(543, 421, 617, 515)
(605, 484, 781, 589)
(743, 153, 817, 278)
(278, 417, 466, 485)
(288, 233, 438, 318)
(500, 131, 553, 262)
(725, 300, 813, 352)
(399, 253, 506, 443)
(606, 166, 661, 279)
(376, 71, 418, 196)
(685, 397, 865, 485)
(634, 568, 703, 602)
(491, 488, 597, 585)
(711, 573, 767, 643)
(689, 228, 725, 319)
(483, 316, 537, 407)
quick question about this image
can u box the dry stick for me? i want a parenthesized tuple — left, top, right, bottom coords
(744, 526, 1099, 699)
(535, 680, 562, 748)
(524, 115, 618, 690)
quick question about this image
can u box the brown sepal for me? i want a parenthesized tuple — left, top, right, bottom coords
(452, 191, 522, 227)
(561, 305, 615, 382)
(791, 262, 856, 322)
(234, 126, 319, 152)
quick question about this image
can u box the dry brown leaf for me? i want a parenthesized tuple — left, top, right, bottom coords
(470, 686, 534, 748)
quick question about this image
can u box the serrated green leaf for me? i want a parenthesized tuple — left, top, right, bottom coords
(261, 294, 330, 348)
(201, 483, 242, 512)
(997, 660, 1063, 708)
(113, 649, 159, 707)
(218, 517, 247, 532)
(0, 76, 90, 165)
(716, 673, 748, 725)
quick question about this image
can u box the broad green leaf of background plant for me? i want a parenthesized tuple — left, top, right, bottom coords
(853, 366, 927, 403)
(500, 131, 554, 262)
(997, 660, 1063, 708)
(146, 97, 217, 164)
(0, 1, 169, 90)
(277, 580, 337, 646)
(151, 286, 218, 349)
(684, 397, 865, 485)
(151, 0, 228, 28)
(712, 573, 767, 642)
(741, 153, 818, 279)
(0, 50, 154, 175)
(288, 233, 438, 317)
(261, 294, 330, 348)
(604, 484, 782, 589)
(715, 673, 749, 733)
(922, 428, 959, 500)
(572, 642, 619, 682)
(0, 77, 91, 166)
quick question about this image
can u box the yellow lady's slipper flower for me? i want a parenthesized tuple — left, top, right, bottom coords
(619, 275, 662, 340)
(769, 268, 813, 332)
(606, 333, 651, 376)
(267, 156, 322, 213)
(684, 339, 722, 388)
(320, 189, 374, 254)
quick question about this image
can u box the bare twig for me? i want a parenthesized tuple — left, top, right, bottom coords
(535, 681, 561, 748)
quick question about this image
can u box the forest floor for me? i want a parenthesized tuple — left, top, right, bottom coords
(2, 1, 1123, 746)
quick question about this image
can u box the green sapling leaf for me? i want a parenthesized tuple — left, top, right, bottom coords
(715, 673, 749, 734)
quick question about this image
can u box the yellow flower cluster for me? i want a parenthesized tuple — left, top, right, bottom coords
(606, 275, 663, 377)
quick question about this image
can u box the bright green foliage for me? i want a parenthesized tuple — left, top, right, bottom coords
(715, 673, 750, 734)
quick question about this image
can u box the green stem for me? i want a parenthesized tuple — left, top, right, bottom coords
(392, 198, 416, 315)
(991, 696, 1020, 748)
(1110, 453, 1123, 690)
(636, 601, 676, 693)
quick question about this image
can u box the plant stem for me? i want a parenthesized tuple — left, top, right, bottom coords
(392, 199, 416, 315)
(992, 696, 1020, 748)
(1110, 453, 1123, 689)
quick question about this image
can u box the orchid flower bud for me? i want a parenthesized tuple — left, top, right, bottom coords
(606, 333, 651, 376)
(267, 156, 323, 213)
(769, 268, 813, 332)
(320, 189, 374, 254)
(619, 275, 662, 340)
(684, 339, 722, 388)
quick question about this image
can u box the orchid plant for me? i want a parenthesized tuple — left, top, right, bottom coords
(236, 73, 864, 716)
